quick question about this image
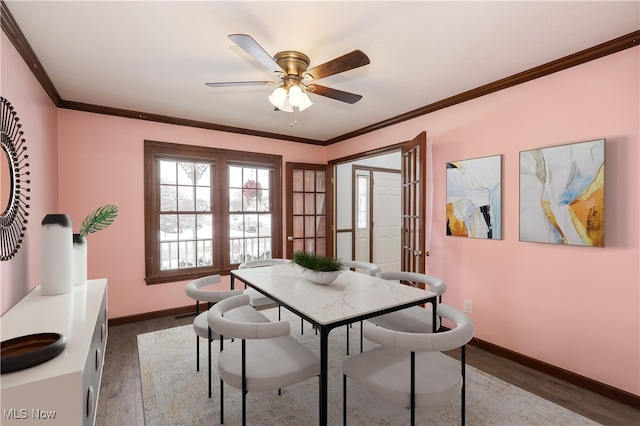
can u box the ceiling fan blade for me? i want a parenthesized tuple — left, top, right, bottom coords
(228, 34, 284, 73)
(306, 84, 363, 104)
(205, 81, 274, 88)
(304, 50, 370, 81)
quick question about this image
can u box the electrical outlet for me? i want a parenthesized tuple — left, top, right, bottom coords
(464, 299, 473, 314)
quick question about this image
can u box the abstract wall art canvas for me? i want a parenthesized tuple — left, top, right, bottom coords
(446, 155, 501, 239)
(519, 139, 604, 247)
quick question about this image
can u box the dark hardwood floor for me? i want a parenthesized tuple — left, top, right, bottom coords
(96, 314, 640, 426)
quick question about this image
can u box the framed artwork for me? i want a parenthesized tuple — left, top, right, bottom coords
(519, 139, 604, 247)
(446, 154, 502, 239)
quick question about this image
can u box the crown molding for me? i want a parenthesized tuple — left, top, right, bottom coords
(2, 1, 638, 146)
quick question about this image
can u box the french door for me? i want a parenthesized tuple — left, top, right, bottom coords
(286, 163, 333, 258)
(401, 132, 428, 274)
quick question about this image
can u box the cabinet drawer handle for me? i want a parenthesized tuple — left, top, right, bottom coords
(95, 348, 102, 371)
(86, 386, 94, 417)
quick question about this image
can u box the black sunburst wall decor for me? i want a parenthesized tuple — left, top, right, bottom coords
(1, 96, 31, 261)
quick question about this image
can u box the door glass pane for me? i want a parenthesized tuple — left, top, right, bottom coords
(293, 170, 304, 191)
(293, 193, 304, 215)
(304, 170, 315, 192)
(315, 171, 325, 192)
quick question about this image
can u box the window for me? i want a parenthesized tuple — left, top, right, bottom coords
(144, 141, 282, 284)
(356, 175, 369, 229)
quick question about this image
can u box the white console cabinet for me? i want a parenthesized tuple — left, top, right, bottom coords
(1, 279, 107, 425)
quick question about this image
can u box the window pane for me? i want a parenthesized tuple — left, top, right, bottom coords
(316, 171, 326, 192)
(229, 166, 243, 187)
(196, 240, 212, 266)
(258, 214, 271, 236)
(293, 170, 303, 191)
(159, 160, 176, 184)
(196, 214, 213, 240)
(178, 241, 195, 268)
(257, 189, 270, 211)
(229, 188, 242, 211)
(293, 193, 304, 215)
(178, 186, 195, 211)
(160, 185, 177, 211)
(179, 214, 195, 239)
(177, 162, 195, 185)
(305, 193, 315, 215)
(195, 163, 210, 186)
(245, 214, 258, 236)
(160, 215, 178, 241)
(316, 193, 326, 215)
(196, 186, 210, 211)
(160, 242, 178, 270)
(257, 169, 270, 190)
(304, 170, 315, 192)
(293, 216, 303, 238)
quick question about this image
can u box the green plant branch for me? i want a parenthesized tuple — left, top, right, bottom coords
(80, 205, 118, 237)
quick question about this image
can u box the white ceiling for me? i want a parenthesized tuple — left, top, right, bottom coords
(4, 1, 639, 143)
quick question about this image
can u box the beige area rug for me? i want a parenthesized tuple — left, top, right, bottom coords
(138, 307, 599, 426)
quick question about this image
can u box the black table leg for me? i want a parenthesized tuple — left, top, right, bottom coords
(319, 326, 329, 426)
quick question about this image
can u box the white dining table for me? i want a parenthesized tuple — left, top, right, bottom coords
(230, 263, 438, 426)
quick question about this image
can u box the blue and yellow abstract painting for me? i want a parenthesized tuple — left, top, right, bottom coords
(519, 139, 604, 247)
(446, 155, 502, 239)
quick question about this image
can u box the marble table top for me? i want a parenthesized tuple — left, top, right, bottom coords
(231, 264, 437, 326)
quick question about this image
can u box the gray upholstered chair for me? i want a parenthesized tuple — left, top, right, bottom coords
(340, 260, 381, 354)
(342, 304, 474, 425)
(368, 271, 447, 333)
(184, 275, 269, 398)
(208, 294, 320, 425)
(239, 258, 291, 312)
(341, 259, 381, 276)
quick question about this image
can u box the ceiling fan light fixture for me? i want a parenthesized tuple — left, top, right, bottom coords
(297, 92, 313, 111)
(268, 86, 287, 109)
(279, 96, 294, 113)
(288, 85, 304, 107)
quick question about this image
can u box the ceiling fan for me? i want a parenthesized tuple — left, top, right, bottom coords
(205, 34, 370, 113)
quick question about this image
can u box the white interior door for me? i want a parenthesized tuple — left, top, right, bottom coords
(373, 170, 401, 272)
(354, 170, 371, 262)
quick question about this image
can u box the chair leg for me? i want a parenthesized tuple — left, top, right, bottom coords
(410, 351, 416, 426)
(360, 321, 364, 353)
(196, 335, 200, 371)
(461, 345, 466, 425)
(241, 339, 247, 426)
(219, 378, 224, 425)
(342, 374, 347, 425)
(208, 327, 212, 398)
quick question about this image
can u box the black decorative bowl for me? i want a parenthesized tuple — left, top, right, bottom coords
(1, 332, 67, 374)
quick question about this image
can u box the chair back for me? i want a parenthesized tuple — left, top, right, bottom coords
(376, 271, 446, 296)
(341, 260, 381, 276)
(239, 258, 290, 269)
(185, 274, 242, 303)
(363, 304, 474, 353)
(208, 294, 290, 340)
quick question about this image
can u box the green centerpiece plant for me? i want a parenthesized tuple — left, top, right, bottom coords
(291, 250, 342, 272)
(291, 250, 343, 285)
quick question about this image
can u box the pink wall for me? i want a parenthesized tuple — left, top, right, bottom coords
(56, 111, 325, 319)
(1, 32, 59, 313)
(328, 48, 640, 396)
(3, 23, 638, 397)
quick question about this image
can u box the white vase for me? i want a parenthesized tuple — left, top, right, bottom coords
(73, 233, 87, 286)
(40, 214, 74, 296)
(294, 264, 340, 285)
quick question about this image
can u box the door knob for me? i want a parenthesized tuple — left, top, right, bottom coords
(287, 236, 294, 241)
